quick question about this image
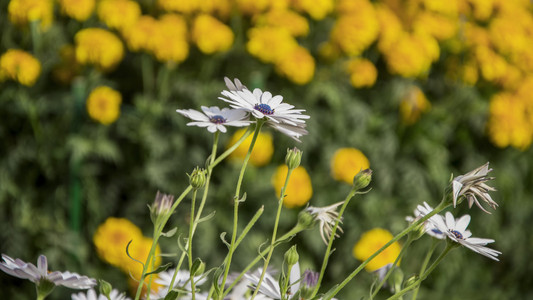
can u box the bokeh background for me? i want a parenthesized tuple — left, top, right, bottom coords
(1, 0, 533, 299)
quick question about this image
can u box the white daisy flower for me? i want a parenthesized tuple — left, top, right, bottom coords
(452, 162, 497, 213)
(431, 212, 502, 261)
(305, 202, 344, 245)
(176, 106, 251, 133)
(71, 289, 130, 300)
(0, 254, 96, 289)
(149, 269, 206, 299)
(245, 262, 300, 300)
(405, 202, 446, 240)
(219, 77, 310, 141)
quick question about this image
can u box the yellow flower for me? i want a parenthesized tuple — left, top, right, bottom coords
(75, 28, 124, 71)
(191, 14, 234, 54)
(375, 4, 403, 53)
(271, 165, 313, 208)
(235, 0, 271, 15)
(151, 14, 189, 63)
(330, 148, 370, 185)
(292, 0, 334, 20)
(463, 0, 494, 21)
(247, 27, 298, 63)
(157, 0, 200, 14)
(353, 228, 402, 272)
(475, 46, 508, 83)
(122, 236, 161, 278)
(399, 86, 431, 125)
(97, 0, 141, 32)
(346, 58, 377, 88)
(52, 44, 81, 85)
(412, 12, 458, 41)
(58, 0, 95, 21)
(227, 129, 274, 167)
(8, 0, 53, 30)
(93, 217, 143, 268)
(86, 86, 122, 125)
(254, 9, 309, 37)
(0, 49, 41, 86)
(274, 46, 315, 85)
(122, 15, 159, 52)
(383, 32, 439, 78)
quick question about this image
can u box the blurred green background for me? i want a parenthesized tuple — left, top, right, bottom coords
(1, 0, 533, 299)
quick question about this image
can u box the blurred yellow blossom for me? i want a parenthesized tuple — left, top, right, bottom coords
(399, 86, 431, 125)
(151, 14, 189, 63)
(346, 58, 377, 88)
(227, 129, 274, 167)
(75, 28, 124, 70)
(197, 0, 232, 17)
(122, 15, 159, 52)
(474, 46, 508, 84)
(375, 4, 403, 53)
(0, 49, 41, 86)
(353, 228, 401, 272)
(275, 46, 315, 85)
(254, 9, 309, 37)
(462, 0, 494, 21)
(52, 45, 81, 85)
(122, 236, 161, 278)
(247, 27, 298, 63)
(97, 0, 141, 32)
(93, 217, 143, 268)
(331, 148, 370, 185)
(157, 0, 199, 14)
(58, 0, 95, 21)
(383, 32, 439, 78)
(413, 12, 458, 41)
(272, 165, 313, 208)
(292, 0, 334, 20)
(235, 0, 271, 15)
(86, 86, 122, 125)
(192, 14, 234, 54)
(318, 41, 341, 62)
(8, 0, 53, 30)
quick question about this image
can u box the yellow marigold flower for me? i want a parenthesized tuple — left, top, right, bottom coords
(122, 15, 159, 52)
(375, 4, 403, 53)
(157, 0, 199, 14)
(58, 0, 95, 21)
(93, 217, 143, 268)
(151, 14, 189, 63)
(330, 148, 370, 185)
(330, 3, 379, 56)
(346, 58, 377, 88)
(247, 27, 298, 63)
(413, 12, 458, 41)
(272, 165, 313, 208)
(475, 46, 508, 83)
(235, 0, 271, 15)
(383, 32, 439, 78)
(86, 86, 122, 125)
(463, 0, 494, 21)
(227, 128, 274, 167)
(97, 0, 141, 32)
(254, 9, 309, 37)
(463, 22, 491, 49)
(192, 14, 234, 54)
(292, 0, 334, 20)
(198, 0, 232, 18)
(275, 46, 315, 85)
(8, 0, 53, 30)
(121, 236, 161, 278)
(353, 228, 402, 272)
(75, 28, 124, 70)
(421, 0, 459, 17)
(0, 49, 41, 86)
(399, 86, 431, 125)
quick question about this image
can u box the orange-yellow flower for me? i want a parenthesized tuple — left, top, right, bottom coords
(97, 0, 141, 32)
(353, 228, 402, 272)
(122, 15, 159, 52)
(93, 217, 143, 268)
(151, 14, 189, 63)
(272, 165, 313, 208)
(255, 9, 309, 37)
(75, 28, 124, 70)
(330, 148, 370, 184)
(0, 49, 41, 86)
(235, 0, 271, 15)
(227, 129, 274, 167)
(191, 14, 234, 54)
(383, 32, 439, 78)
(346, 58, 377, 88)
(58, 0, 95, 21)
(157, 0, 199, 14)
(399, 86, 431, 125)
(292, 0, 334, 20)
(247, 27, 298, 63)
(275, 46, 315, 85)
(86, 86, 122, 125)
(8, 0, 53, 30)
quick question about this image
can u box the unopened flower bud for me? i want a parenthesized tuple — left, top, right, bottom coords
(189, 167, 207, 190)
(391, 267, 404, 293)
(150, 191, 174, 223)
(285, 147, 302, 170)
(191, 258, 205, 276)
(284, 245, 299, 267)
(404, 274, 419, 288)
(300, 269, 319, 299)
(352, 168, 372, 191)
(297, 209, 317, 230)
(98, 279, 112, 298)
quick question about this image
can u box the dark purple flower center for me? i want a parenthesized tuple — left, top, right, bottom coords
(210, 115, 226, 124)
(449, 230, 463, 239)
(254, 103, 274, 115)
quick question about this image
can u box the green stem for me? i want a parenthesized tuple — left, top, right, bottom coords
(188, 190, 198, 299)
(211, 127, 253, 168)
(371, 238, 414, 298)
(30, 20, 41, 55)
(411, 239, 440, 300)
(311, 188, 358, 298)
(324, 201, 450, 299)
(251, 168, 294, 299)
(387, 244, 454, 300)
(219, 120, 264, 297)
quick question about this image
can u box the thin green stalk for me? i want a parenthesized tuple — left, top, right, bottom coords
(324, 201, 450, 299)
(411, 239, 440, 300)
(251, 168, 294, 299)
(311, 188, 358, 298)
(30, 21, 41, 55)
(188, 190, 198, 300)
(371, 238, 414, 299)
(211, 127, 253, 168)
(219, 120, 264, 297)
(387, 244, 454, 300)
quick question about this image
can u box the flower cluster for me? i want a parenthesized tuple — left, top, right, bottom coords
(86, 86, 122, 125)
(0, 49, 41, 86)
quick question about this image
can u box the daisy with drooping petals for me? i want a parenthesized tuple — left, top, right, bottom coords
(71, 288, 130, 300)
(245, 262, 301, 299)
(405, 202, 446, 240)
(176, 106, 252, 133)
(430, 212, 502, 261)
(452, 162, 497, 213)
(305, 202, 344, 245)
(150, 268, 206, 299)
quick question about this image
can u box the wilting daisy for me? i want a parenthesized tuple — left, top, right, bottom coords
(431, 212, 502, 261)
(452, 162, 497, 213)
(150, 269, 206, 299)
(405, 202, 446, 240)
(245, 263, 300, 300)
(176, 106, 251, 133)
(71, 288, 130, 300)
(305, 202, 344, 245)
(220, 77, 310, 141)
